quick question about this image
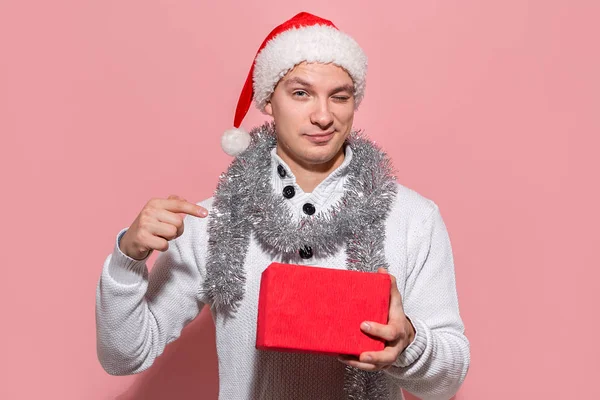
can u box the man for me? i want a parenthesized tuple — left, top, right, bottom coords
(96, 12, 470, 400)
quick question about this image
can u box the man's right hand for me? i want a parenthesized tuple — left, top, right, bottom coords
(119, 195, 208, 260)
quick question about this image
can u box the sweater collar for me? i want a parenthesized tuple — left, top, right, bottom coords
(270, 145, 354, 215)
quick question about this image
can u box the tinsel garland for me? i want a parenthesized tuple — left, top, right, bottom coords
(202, 121, 398, 399)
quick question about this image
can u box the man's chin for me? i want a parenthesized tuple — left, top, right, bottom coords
(303, 148, 344, 166)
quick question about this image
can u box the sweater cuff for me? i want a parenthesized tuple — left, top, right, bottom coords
(393, 316, 428, 368)
(107, 228, 150, 285)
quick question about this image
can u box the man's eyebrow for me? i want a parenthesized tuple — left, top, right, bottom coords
(283, 77, 313, 88)
(283, 77, 354, 94)
(331, 84, 354, 94)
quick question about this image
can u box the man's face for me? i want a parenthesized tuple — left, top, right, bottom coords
(265, 62, 355, 167)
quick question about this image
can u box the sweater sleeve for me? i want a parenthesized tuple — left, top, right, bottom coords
(95, 222, 205, 375)
(384, 204, 470, 400)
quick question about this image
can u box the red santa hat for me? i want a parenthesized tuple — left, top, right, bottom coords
(221, 12, 368, 156)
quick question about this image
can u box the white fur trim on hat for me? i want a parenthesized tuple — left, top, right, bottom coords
(253, 24, 368, 113)
(221, 127, 251, 156)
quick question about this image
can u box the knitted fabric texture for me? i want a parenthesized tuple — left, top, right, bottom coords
(95, 125, 471, 399)
(203, 122, 396, 399)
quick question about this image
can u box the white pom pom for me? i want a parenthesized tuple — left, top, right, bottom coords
(221, 127, 251, 156)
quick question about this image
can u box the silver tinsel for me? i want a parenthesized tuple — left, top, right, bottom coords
(202, 121, 398, 399)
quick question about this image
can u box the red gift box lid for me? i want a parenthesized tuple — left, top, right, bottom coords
(256, 262, 391, 356)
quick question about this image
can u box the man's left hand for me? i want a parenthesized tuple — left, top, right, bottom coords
(338, 268, 415, 371)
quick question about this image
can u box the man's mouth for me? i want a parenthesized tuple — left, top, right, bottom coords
(304, 131, 335, 144)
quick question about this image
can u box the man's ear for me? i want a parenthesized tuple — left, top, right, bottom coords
(264, 101, 273, 116)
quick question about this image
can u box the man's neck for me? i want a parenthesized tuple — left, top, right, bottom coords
(276, 146, 345, 193)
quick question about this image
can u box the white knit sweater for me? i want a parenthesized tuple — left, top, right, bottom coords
(96, 146, 470, 400)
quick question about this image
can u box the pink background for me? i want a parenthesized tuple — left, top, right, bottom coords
(1, 0, 598, 399)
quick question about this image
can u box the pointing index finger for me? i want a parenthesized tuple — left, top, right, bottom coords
(164, 198, 208, 217)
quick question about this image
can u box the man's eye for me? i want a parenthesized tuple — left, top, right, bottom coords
(292, 91, 308, 97)
(333, 96, 350, 101)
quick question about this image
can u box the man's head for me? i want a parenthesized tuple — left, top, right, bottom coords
(265, 62, 355, 168)
(221, 12, 367, 157)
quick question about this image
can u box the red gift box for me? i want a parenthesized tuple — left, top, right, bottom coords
(256, 262, 391, 356)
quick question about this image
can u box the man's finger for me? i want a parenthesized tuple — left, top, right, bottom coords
(155, 208, 184, 227)
(162, 198, 208, 218)
(337, 356, 385, 372)
(360, 321, 400, 342)
(358, 347, 399, 366)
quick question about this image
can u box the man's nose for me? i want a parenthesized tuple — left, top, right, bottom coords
(310, 98, 334, 130)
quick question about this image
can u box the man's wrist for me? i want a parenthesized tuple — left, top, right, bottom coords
(403, 316, 416, 351)
(118, 230, 151, 261)
(392, 316, 428, 368)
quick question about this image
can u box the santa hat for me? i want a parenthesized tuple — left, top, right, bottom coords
(221, 12, 368, 156)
